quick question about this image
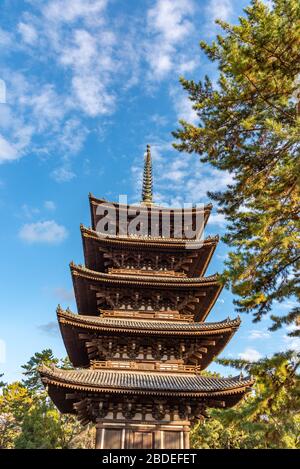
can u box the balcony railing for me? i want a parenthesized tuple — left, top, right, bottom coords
(101, 310, 194, 322)
(108, 268, 186, 278)
(90, 360, 201, 373)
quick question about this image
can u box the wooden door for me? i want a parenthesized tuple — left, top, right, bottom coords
(126, 431, 154, 449)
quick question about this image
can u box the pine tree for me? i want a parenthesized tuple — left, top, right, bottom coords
(173, 0, 300, 332)
(191, 353, 299, 449)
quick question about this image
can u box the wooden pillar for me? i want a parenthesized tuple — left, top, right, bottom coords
(95, 425, 104, 449)
(183, 425, 190, 449)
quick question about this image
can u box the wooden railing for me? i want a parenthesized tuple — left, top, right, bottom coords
(108, 268, 186, 278)
(90, 360, 201, 373)
(101, 310, 194, 322)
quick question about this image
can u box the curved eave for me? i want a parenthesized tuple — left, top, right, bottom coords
(70, 263, 223, 321)
(89, 194, 212, 233)
(81, 225, 219, 276)
(40, 365, 253, 414)
(89, 193, 213, 214)
(70, 262, 220, 286)
(57, 309, 241, 368)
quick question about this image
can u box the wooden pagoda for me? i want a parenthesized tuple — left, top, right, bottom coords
(40, 145, 253, 449)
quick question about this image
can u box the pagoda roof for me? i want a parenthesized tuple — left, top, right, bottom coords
(57, 308, 241, 369)
(40, 365, 253, 413)
(70, 263, 223, 321)
(89, 194, 213, 237)
(89, 193, 213, 214)
(81, 225, 219, 276)
(58, 308, 240, 334)
(71, 262, 220, 286)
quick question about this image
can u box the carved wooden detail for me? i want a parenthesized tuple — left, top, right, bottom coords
(99, 246, 200, 275)
(80, 333, 210, 365)
(93, 286, 205, 317)
(72, 394, 212, 425)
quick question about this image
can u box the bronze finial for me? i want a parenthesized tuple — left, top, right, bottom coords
(141, 144, 153, 205)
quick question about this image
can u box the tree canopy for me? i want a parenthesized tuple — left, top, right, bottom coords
(173, 0, 300, 332)
(191, 352, 299, 449)
(0, 350, 94, 449)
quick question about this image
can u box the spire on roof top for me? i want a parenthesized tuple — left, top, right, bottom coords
(141, 144, 153, 205)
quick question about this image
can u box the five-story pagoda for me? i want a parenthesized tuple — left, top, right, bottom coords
(40, 145, 253, 449)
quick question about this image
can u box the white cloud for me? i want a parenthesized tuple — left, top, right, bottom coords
(170, 87, 198, 125)
(18, 22, 38, 44)
(0, 1, 116, 169)
(44, 200, 56, 211)
(0, 28, 13, 48)
(51, 166, 76, 183)
(283, 324, 300, 352)
(248, 330, 271, 340)
(72, 75, 115, 117)
(146, 0, 196, 80)
(19, 220, 68, 244)
(0, 134, 18, 163)
(43, 7, 117, 117)
(60, 29, 98, 68)
(43, 0, 108, 24)
(239, 348, 262, 362)
(58, 118, 89, 153)
(177, 59, 198, 74)
(208, 212, 226, 227)
(206, 0, 233, 25)
(20, 84, 67, 131)
(283, 335, 300, 352)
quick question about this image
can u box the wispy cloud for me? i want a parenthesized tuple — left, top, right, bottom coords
(248, 330, 271, 340)
(53, 287, 74, 302)
(0, 134, 19, 163)
(17, 22, 38, 45)
(20, 204, 40, 219)
(44, 200, 56, 211)
(283, 324, 300, 352)
(145, 0, 197, 80)
(51, 166, 76, 183)
(38, 321, 59, 337)
(170, 86, 198, 125)
(205, 0, 233, 34)
(238, 347, 262, 362)
(19, 220, 68, 244)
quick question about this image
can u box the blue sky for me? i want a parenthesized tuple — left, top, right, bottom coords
(0, 0, 297, 383)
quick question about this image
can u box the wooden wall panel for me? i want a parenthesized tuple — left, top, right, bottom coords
(164, 431, 181, 449)
(103, 429, 122, 449)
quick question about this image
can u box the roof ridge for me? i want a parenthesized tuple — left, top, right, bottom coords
(40, 365, 254, 387)
(80, 224, 220, 244)
(70, 262, 219, 283)
(57, 306, 241, 328)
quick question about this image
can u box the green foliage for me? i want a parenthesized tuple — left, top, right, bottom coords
(21, 349, 59, 393)
(0, 350, 93, 449)
(0, 382, 33, 448)
(173, 0, 300, 329)
(191, 353, 300, 449)
(14, 398, 82, 449)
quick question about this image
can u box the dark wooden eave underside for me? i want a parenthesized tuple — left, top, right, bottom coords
(57, 309, 240, 368)
(40, 365, 253, 413)
(81, 225, 219, 276)
(70, 263, 223, 321)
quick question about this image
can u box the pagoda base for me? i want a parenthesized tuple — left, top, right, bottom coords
(95, 420, 190, 449)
